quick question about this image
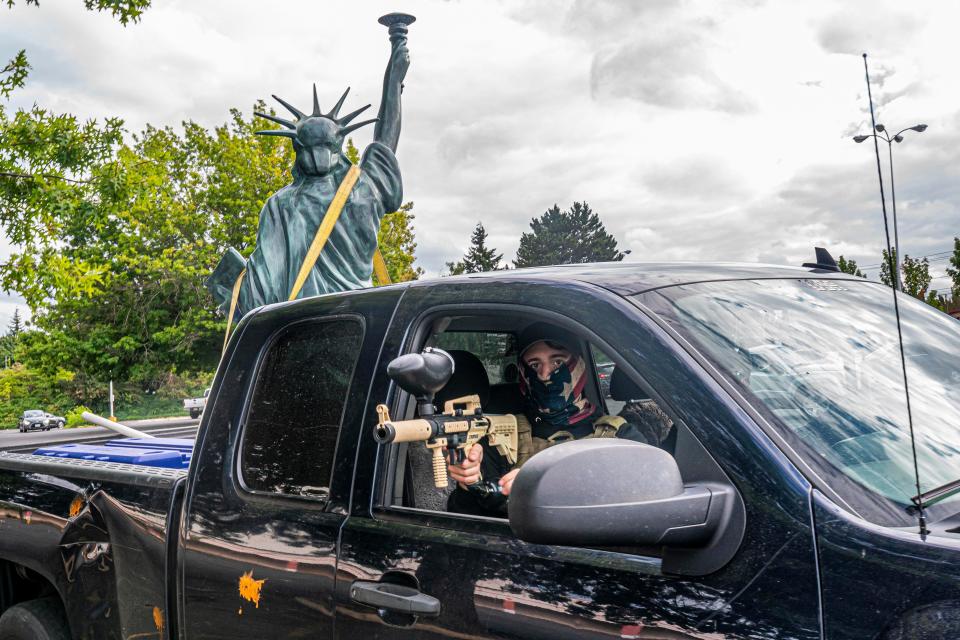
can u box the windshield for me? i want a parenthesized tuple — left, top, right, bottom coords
(24, 410, 43, 417)
(637, 278, 960, 526)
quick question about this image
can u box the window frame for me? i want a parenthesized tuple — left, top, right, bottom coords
(373, 302, 682, 538)
(234, 313, 366, 508)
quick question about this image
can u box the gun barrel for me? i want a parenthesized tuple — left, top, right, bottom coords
(374, 418, 434, 444)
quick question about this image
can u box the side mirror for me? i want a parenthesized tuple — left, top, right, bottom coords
(508, 439, 743, 575)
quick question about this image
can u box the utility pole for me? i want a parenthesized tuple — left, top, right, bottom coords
(109, 380, 116, 422)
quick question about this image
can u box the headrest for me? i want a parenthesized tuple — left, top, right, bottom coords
(434, 350, 491, 409)
(609, 366, 646, 402)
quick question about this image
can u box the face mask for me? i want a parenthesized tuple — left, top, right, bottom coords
(520, 355, 595, 428)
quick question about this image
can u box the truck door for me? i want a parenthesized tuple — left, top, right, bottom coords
(177, 288, 402, 639)
(334, 280, 822, 639)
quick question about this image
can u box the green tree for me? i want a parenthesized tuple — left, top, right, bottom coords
(5, 0, 151, 25)
(448, 222, 503, 274)
(514, 202, 624, 268)
(902, 254, 933, 300)
(0, 100, 294, 400)
(879, 248, 898, 288)
(946, 237, 960, 302)
(0, 51, 28, 99)
(378, 201, 423, 283)
(445, 260, 467, 276)
(880, 249, 943, 307)
(837, 255, 865, 278)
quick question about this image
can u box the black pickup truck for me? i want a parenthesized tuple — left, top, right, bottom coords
(2, 263, 960, 640)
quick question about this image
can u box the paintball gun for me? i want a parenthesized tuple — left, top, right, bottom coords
(373, 348, 518, 488)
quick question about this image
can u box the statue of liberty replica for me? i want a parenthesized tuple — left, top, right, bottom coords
(207, 14, 413, 321)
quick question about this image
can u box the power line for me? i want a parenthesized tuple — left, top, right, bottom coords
(861, 248, 955, 270)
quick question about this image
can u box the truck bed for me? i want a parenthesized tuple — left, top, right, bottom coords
(0, 451, 186, 637)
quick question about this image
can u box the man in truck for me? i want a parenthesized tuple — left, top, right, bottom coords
(446, 322, 674, 515)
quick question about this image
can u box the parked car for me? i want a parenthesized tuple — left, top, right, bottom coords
(1, 263, 959, 639)
(17, 410, 65, 432)
(183, 387, 210, 419)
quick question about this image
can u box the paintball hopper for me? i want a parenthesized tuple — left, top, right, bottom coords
(386, 348, 455, 416)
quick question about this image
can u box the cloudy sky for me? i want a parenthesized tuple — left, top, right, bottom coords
(2, 0, 958, 328)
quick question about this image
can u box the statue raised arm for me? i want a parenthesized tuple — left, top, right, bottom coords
(206, 14, 413, 324)
(374, 13, 414, 152)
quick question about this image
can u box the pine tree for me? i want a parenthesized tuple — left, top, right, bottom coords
(450, 223, 503, 274)
(7, 308, 22, 338)
(837, 256, 865, 278)
(514, 202, 624, 268)
(445, 260, 467, 276)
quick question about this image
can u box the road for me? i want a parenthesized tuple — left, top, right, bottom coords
(0, 416, 200, 453)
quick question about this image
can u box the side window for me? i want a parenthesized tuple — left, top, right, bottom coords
(433, 331, 518, 384)
(240, 318, 364, 500)
(591, 345, 619, 413)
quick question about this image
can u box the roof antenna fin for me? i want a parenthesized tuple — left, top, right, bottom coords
(802, 247, 840, 272)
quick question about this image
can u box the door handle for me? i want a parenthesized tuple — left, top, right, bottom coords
(350, 580, 441, 617)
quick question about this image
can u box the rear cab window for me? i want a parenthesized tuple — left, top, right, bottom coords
(239, 317, 364, 502)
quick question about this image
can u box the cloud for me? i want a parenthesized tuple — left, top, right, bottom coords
(590, 33, 756, 114)
(817, 9, 922, 56)
(1, 0, 958, 285)
(641, 157, 749, 200)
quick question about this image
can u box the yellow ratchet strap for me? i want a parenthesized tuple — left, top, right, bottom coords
(288, 164, 363, 301)
(373, 248, 392, 285)
(222, 268, 247, 355)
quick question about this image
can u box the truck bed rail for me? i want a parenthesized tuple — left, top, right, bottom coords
(0, 451, 187, 488)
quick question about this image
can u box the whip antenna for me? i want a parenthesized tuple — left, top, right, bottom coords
(862, 53, 927, 535)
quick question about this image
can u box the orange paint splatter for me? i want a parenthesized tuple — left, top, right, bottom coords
(69, 496, 84, 518)
(238, 570, 266, 608)
(152, 606, 164, 633)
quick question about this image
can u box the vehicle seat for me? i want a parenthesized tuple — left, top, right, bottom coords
(406, 350, 491, 511)
(488, 362, 523, 414)
(434, 350, 491, 411)
(609, 367, 677, 452)
(610, 367, 645, 403)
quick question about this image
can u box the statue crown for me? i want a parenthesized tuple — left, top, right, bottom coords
(254, 86, 377, 145)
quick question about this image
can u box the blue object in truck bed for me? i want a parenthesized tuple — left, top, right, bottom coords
(33, 439, 192, 469)
(102, 438, 195, 453)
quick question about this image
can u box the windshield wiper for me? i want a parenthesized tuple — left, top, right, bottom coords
(912, 478, 960, 509)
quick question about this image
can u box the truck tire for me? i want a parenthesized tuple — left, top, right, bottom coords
(190, 409, 201, 419)
(0, 597, 71, 640)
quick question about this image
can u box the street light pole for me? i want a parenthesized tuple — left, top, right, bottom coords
(854, 123, 927, 290)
